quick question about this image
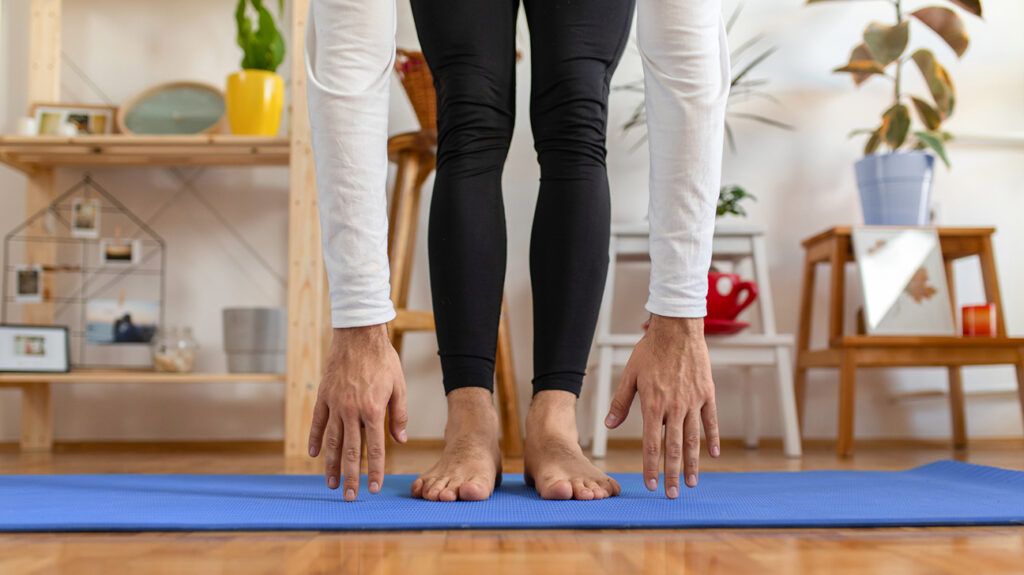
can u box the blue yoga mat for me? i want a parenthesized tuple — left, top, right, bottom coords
(1, 461, 1022, 532)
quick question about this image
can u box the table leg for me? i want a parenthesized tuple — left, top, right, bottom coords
(21, 382, 53, 452)
(836, 350, 857, 457)
(794, 252, 817, 429)
(742, 367, 759, 449)
(948, 367, 967, 450)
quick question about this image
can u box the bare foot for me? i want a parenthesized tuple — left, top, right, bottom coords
(411, 387, 502, 501)
(524, 390, 621, 500)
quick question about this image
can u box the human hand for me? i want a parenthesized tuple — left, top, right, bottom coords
(308, 324, 409, 501)
(604, 315, 719, 499)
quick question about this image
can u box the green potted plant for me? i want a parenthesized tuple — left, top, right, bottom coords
(226, 0, 286, 136)
(808, 0, 983, 225)
(619, 4, 792, 219)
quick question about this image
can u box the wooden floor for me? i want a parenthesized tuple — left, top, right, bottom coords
(2, 441, 1023, 574)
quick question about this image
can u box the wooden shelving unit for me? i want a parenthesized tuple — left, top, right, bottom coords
(0, 135, 290, 171)
(5, 0, 327, 453)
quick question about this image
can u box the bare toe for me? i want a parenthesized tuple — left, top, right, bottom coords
(572, 478, 594, 500)
(459, 476, 492, 501)
(586, 480, 607, 499)
(439, 482, 459, 502)
(411, 478, 425, 498)
(540, 479, 573, 500)
(425, 478, 449, 501)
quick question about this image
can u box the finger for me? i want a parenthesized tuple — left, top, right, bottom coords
(323, 413, 343, 490)
(605, 370, 638, 429)
(363, 409, 386, 494)
(702, 400, 721, 458)
(341, 411, 362, 502)
(684, 410, 702, 488)
(308, 399, 330, 458)
(664, 412, 684, 499)
(388, 379, 409, 443)
(642, 407, 663, 491)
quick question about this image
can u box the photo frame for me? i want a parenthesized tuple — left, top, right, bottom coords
(85, 298, 158, 344)
(30, 103, 117, 136)
(14, 264, 44, 303)
(0, 324, 70, 373)
(99, 238, 141, 266)
(851, 227, 956, 336)
(71, 198, 101, 238)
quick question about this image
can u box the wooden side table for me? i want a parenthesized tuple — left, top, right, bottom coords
(794, 226, 1024, 456)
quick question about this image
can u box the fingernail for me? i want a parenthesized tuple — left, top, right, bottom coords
(345, 489, 355, 501)
(328, 476, 338, 489)
(686, 474, 697, 487)
(711, 445, 721, 457)
(399, 429, 408, 443)
(605, 414, 618, 427)
(646, 478, 657, 491)
(370, 481, 379, 493)
(309, 446, 317, 457)
(667, 486, 679, 499)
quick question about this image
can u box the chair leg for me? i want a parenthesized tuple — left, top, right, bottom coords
(495, 302, 523, 458)
(591, 346, 614, 458)
(774, 347, 803, 458)
(20, 382, 53, 452)
(947, 367, 967, 450)
(836, 351, 857, 458)
(742, 368, 759, 449)
(794, 367, 808, 433)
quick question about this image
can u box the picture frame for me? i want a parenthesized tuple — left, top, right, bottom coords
(0, 324, 70, 373)
(30, 102, 117, 136)
(99, 238, 141, 266)
(85, 298, 159, 345)
(71, 198, 101, 239)
(14, 264, 44, 303)
(851, 227, 956, 336)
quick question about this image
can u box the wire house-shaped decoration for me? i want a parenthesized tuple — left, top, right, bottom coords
(2, 175, 166, 369)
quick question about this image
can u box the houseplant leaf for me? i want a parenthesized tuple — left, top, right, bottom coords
(863, 21, 909, 66)
(945, 0, 982, 18)
(881, 104, 911, 149)
(915, 131, 952, 167)
(912, 7, 970, 57)
(910, 97, 943, 130)
(912, 49, 956, 118)
(834, 44, 886, 86)
(864, 127, 883, 155)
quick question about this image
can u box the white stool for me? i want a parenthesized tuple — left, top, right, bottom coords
(590, 223, 802, 458)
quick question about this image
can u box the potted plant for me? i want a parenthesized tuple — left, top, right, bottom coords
(619, 3, 792, 219)
(226, 0, 286, 136)
(808, 0, 983, 225)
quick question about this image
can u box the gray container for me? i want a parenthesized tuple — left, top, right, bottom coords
(854, 151, 935, 226)
(222, 307, 286, 373)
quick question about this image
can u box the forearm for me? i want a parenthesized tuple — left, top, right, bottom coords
(306, 0, 397, 327)
(637, 0, 730, 318)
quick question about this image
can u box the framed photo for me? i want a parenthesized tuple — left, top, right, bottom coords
(0, 324, 70, 373)
(30, 103, 116, 136)
(99, 238, 141, 265)
(71, 198, 101, 239)
(85, 298, 158, 344)
(14, 265, 44, 303)
(851, 227, 956, 336)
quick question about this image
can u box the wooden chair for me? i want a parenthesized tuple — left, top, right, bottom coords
(387, 51, 522, 457)
(794, 226, 1024, 457)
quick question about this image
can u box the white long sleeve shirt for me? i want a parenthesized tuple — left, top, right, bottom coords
(306, 0, 729, 328)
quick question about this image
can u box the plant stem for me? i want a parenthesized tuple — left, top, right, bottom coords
(892, 0, 903, 151)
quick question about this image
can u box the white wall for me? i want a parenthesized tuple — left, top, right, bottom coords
(2, 0, 1022, 444)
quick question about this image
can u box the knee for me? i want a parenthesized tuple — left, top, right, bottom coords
(531, 71, 611, 172)
(434, 72, 514, 174)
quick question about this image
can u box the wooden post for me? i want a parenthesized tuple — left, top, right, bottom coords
(944, 259, 967, 449)
(836, 350, 857, 457)
(284, 0, 330, 458)
(794, 252, 816, 429)
(19, 0, 62, 452)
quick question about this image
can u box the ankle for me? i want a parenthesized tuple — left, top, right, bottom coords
(527, 390, 579, 438)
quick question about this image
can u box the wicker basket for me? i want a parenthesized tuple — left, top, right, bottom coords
(395, 49, 437, 131)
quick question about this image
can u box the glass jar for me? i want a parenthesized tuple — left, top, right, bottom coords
(152, 327, 199, 373)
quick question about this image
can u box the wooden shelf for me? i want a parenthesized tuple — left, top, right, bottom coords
(0, 134, 290, 172)
(0, 369, 285, 385)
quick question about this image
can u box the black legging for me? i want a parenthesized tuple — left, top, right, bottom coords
(411, 0, 635, 397)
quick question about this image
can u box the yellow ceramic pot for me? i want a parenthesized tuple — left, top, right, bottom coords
(225, 70, 284, 136)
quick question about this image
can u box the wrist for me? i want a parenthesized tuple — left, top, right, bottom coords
(331, 323, 389, 347)
(647, 314, 704, 339)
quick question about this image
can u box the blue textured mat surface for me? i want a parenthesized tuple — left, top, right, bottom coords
(1, 461, 1022, 532)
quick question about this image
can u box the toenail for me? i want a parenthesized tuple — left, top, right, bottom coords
(668, 486, 679, 499)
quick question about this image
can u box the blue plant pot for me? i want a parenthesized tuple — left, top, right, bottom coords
(854, 151, 935, 226)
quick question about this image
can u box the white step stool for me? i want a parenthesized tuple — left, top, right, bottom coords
(590, 222, 802, 458)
